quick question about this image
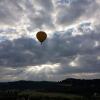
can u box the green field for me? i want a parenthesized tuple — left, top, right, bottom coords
(0, 90, 100, 100)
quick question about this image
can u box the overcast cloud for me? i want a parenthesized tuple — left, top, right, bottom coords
(0, 0, 100, 81)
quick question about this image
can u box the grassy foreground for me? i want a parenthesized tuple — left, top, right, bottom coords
(0, 90, 100, 100)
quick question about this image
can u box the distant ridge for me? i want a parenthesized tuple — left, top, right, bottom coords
(0, 78, 100, 95)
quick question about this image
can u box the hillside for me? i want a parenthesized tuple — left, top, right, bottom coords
(0, 79, 100, 94)
(0, 79, 100, 100)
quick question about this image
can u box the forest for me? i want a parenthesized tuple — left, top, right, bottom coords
(0, 78, 100, 100)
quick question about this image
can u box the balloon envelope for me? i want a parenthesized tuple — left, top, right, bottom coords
(36, 31, 47, 44)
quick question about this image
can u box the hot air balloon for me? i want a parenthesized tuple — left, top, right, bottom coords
(36, 31, 47, 45)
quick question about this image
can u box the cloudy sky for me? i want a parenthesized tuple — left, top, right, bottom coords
(0, 0, 100, 82)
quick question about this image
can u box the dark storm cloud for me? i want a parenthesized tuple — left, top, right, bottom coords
(0, 26, 100, 81)
(56, 54, 100, 74)
(0, 28, 100, 70)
